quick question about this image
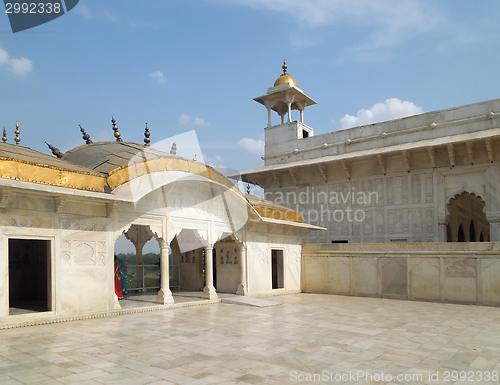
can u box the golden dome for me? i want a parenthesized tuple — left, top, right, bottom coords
(274, 60, 297, 87)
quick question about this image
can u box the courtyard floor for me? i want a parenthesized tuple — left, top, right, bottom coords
(1, 294, 500, 385)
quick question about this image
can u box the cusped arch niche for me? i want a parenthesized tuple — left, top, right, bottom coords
(446, 191, 489, 242)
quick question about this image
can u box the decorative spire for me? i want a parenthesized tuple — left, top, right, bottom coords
(111, 117, 123, 142)
(2, 127, 6, 143)
(144, 123, 150, 146)
(14, 120, 20, 145)
(247, 183, 250, 195)
(170, 142, 177, 155)
(79, 125, 93, 144)
(45, 141, 63, 158)
(282, 59, 287, 74)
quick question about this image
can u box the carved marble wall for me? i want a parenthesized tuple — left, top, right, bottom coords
(215, 241, 241, 294)
(246, 231, 302, 295)
(302, 243, 500, 306)
(266, 171, 439, 244)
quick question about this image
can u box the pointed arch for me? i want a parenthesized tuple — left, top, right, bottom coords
(470, 220, 476, 242)
(458, 224, 465, 242)
(446, 191, 489, 242)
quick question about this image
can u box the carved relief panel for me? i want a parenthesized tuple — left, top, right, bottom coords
(61, 240, 107, 267)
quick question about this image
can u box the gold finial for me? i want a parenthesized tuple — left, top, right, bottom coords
(274, 60, 297, 87)
(111, 117, 123, 142)
(144, 123, 150, 146)
(45, 141, 63, 158)
(2, 127, 6, 143)
(79, 125, 93, 144)
(14, 120, 20, 145)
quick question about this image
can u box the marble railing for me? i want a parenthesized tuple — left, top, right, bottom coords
(302, 243, 500, 306)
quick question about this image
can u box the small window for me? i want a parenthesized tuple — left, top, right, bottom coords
(302, 130, 309, 138)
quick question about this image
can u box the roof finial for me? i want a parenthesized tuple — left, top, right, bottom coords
(2, 127, 6, 143)
(170, 142, 177, 155)
(45, 141, 64, 158)
(144, 123, 150, 146)
(282, 59, 287, 74)
(79, 125, 93, 144)
(14, 120, 20, 145)
(247, 183, 250, 195)
(111, 117, 123, 142)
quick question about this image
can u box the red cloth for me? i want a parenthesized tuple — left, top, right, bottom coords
(114, 262, 123, 299)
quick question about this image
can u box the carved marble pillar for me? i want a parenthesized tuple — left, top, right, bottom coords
(438, 223, 447, 242)
(267, 107, 272, 128)
(236, 246, 248, 295)
(487, 216, 500, 242)
(155, 239, 174, 304)
(203, 245, 217, 299)
(438, 215, 448, 242)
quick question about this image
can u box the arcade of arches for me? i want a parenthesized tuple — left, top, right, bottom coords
(446, 192, 490, 242)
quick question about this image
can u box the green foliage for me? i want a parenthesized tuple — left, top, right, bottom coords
(115, 252, 160, 265)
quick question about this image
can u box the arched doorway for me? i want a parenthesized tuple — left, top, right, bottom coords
(458, 224, 465, 242)
(446, 191, 490, 242)
(469, 221, 476, 242)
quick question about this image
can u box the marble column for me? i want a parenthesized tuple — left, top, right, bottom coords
(489, 221, 500, 242)
(438, 222, 447, 242)
(155, 240, 174, 304)
(203, 246, 217, 299)
(267, 107, 272, 128)
(236, 246, 247, 295)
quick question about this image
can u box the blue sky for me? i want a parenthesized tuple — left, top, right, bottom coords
(2, 0, 500, 175)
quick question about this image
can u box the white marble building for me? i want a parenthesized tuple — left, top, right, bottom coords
(240, 63, 500, 245)
(0, 126, 320, 327)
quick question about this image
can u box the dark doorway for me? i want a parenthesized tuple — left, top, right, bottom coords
(470, 221, 476, 242)
(458, 224, 465, 242)
(9, 239, 51, 314)
(480, 232, 484, 242)
(271, 249, 284, 289)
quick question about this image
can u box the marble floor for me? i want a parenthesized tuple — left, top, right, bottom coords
(1, 294, 500, 384)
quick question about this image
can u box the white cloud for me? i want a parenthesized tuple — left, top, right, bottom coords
(203, 154, 225, 168)
(178, 114, 209, 126)
(216, 0, 446, 55)
(340, 98, 424, 129)
(204, 154, 223, 163)
(0, 45, 33, 76)
(149, 71, 167, 84)
(238, 138, 265, 155)
(76, 5, 116, 22)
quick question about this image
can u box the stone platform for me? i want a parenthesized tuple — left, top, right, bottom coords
(1, 293, 500, 384)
